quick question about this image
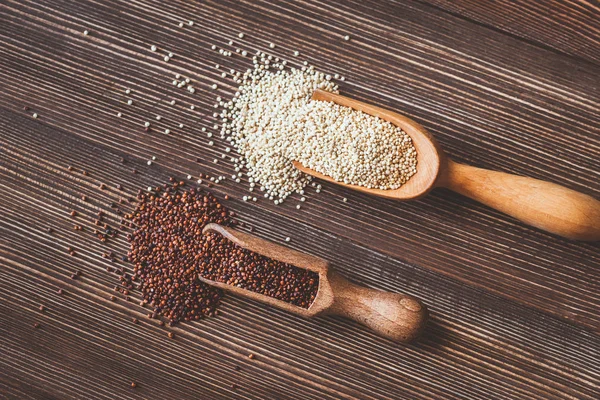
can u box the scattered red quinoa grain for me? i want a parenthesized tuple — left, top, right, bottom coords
(127, 188, 227, 324)
(126, 184, 319, 326)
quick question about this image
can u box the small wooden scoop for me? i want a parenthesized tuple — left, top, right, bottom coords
(201, 223, 428, 342)
(293, 89, 600, 241)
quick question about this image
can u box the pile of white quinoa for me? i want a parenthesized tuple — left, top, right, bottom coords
(220, 56, 417, 201)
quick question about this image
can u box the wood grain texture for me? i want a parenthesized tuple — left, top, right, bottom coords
(0, 0, 599, 398)
(1, 0, 599, 329)
(1, 114, 599, 399)
(419, 0, 600, 64)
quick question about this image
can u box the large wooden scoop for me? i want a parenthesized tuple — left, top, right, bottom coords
(293, 89, 600, 241)
(201, 223, 428, 342)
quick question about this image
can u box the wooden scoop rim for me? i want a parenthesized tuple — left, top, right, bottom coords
(201, 223, 334, 316)
(293, 89, 445, 200)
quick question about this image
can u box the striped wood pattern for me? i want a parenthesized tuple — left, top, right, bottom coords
(0, 0, 599, 399)
(421, 0, 600, 64)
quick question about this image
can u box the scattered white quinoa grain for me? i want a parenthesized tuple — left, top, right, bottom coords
(285, 237, 291, 242)
(83, 30, 89, 36)
(127, 100, 133, 105)
(238, 33, 245, 39)
(32, 113, 38, 119)
(151, 45, 157, 51)
(147, 161, 152, 166)
(220, 59, 417, 200)
(125, 89, 131, 94)
(343, 35, 350, 41)
(269, 43, 275, 48)
(164, 129, 170, 134)
(117, 112, 122, 117)
(144, 122, 150, 127)
(342, 197, 348, 202)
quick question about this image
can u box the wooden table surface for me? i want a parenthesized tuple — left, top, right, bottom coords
(1, 0, 599, 399)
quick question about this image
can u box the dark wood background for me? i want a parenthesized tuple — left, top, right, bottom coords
(1, 0, 599, 399)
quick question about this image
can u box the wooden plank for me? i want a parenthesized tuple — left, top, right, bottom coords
(1, 0, 599, 397)
(0, 0, 598, 330)
(418, 0, 600, 64)
(1, 113, 599, 399)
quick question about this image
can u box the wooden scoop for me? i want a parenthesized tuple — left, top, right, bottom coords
(293, 89, 600, 241)
(201, 223, 428, 342)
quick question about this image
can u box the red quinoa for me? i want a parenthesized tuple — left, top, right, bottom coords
(127, 185, 319, 325)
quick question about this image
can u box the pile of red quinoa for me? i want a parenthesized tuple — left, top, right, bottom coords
(127, 187, 227, 323)
(126, 184, 319, 325)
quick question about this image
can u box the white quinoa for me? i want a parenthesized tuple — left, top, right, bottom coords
(221, 59, 417, 200)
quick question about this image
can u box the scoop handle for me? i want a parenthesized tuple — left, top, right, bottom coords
(326, 272, 428, 342)
(441, 160, 600, 241)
